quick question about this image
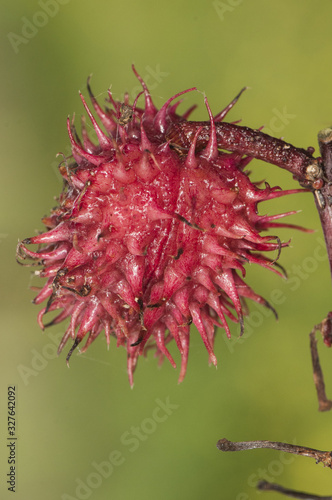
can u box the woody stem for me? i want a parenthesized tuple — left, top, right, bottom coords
(316, 128, 332, 278)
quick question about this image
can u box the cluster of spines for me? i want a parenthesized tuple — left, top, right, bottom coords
(17, 66, 310, 385)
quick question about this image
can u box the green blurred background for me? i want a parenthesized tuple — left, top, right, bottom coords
(1, 1, 332, 499)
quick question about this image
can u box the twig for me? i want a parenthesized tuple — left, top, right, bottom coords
(306, 130, 332, 411)
(257, 480, 332, 499)
(309, 321, 332, 412)
(216, 439, 332, 468)
(317, 129, 332, 277)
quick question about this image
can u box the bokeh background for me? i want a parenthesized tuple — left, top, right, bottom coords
(1, 1, 332, 499)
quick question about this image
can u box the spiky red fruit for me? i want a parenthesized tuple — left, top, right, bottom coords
(18, 67, 309, 385)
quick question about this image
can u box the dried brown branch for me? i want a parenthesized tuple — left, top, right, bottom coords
(257, 480, 332, 499)
(309, 318, 332, 412)
(216, 439, 332, 469)
(317, 129, 332, 277)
